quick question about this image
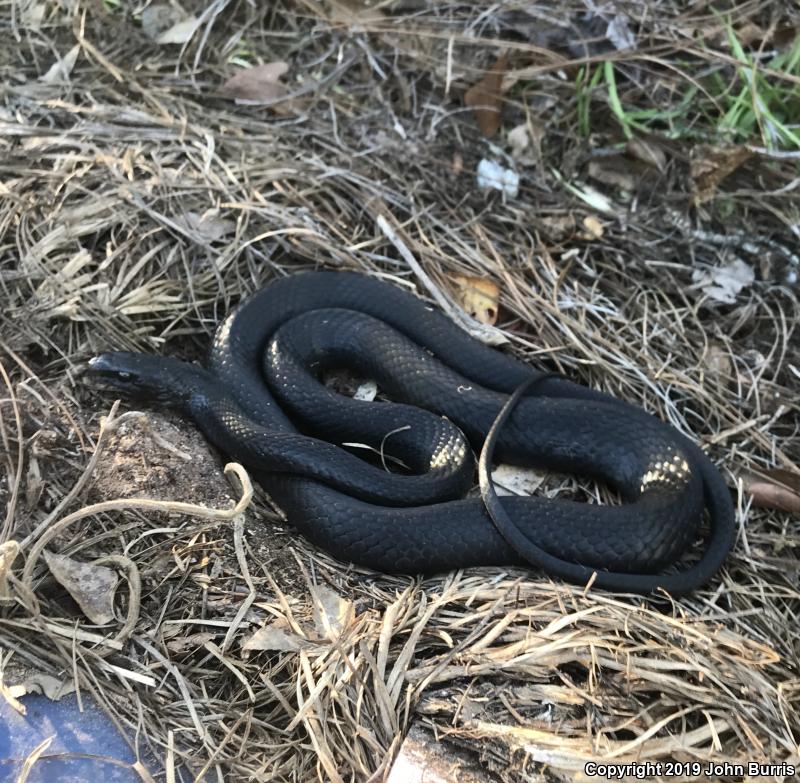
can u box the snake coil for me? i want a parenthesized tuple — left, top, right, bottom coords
(88, 271, 736, 595)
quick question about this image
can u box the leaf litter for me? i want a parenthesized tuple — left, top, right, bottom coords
(0, 1, 798, 781)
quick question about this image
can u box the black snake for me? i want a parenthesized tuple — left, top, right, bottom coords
(87, 271, 736, 595)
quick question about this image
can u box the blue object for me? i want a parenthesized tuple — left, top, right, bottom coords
(0, 692, 145, 782)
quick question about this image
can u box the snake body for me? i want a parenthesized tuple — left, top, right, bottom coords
(88, 271, 736, 594)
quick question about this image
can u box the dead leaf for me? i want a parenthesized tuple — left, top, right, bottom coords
(166, 632, 216, 653)
(606, 14, 636, 51)
(19, 674, 76, 701)
(43, 551, 118, 625)
(21, 2, 45, 29)
(327, 0, 385, 26)
(221, 62, 289, 102)
(704, 343, 732, 386)
(353, 380, 378, 401)
(464, 53, 509, 138)
(508, 121, 544, 167)
(626, 138, 667, 172)
(141, 5, 199, 44)
(25, 456, 43, 509)
(0, 541, 20, 600)
(587, 157, 637, 192)
(734, 22, 767, 47)
(220, 62, 303, 114)
(311, 584, 354, 641)
(774, 26, 800, 49)
(174, 210, 236, 242)
(156, 17, 200, 45)
(508, 124, 530, 156)
(453, 275, 501, 325)
(582, 215, 604, 240)
(691, 258, 754, 304)
(536, 214, 576, 241)
(491, 464, 546, 497)
(242, 617, 312, 653)
(744, 469, 800, 514)
(476, 159, 519, 198)
(691, 145, 752, 205)
(40, 44, 80, 83)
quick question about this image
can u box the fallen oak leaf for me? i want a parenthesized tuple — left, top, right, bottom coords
(43, 551, 119, 625)
(703, 342, 732, 387)
(508, 121, 543, 167)
(743, 469, 800, 514)
(691, 258, 754, 304)
(587, 156, 637, 192)
(17, 674, 76, 701)
(327, 0, 386, 26)
(310, 583, 354, 642)
(476, 158, 519, 198)
(220, 62, 298, 111)
(174, 210, 236, 242)
(156, 16, 200, 45)
(0, 541, 20, 600)
(40, 44, 80, 83)
(166, 631, 217, 654)
(691, 145, 752, 205)
(141, 4, 195, 42)
(453, 275, 501, 325)
(464, 53, 509, 138)
(242, 617, 316, 654)
(581, 215, 605, 240)
(626, 137, 667, 173)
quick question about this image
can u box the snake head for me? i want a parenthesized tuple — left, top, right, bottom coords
(87, 352, 201, 406)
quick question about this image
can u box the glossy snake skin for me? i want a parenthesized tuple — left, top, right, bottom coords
(88, 272, 736, 594)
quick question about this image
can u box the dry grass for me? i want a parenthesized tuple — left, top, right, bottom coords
(1, 1, 799, 780)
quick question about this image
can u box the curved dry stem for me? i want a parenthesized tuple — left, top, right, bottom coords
(21, 462, 252, 591)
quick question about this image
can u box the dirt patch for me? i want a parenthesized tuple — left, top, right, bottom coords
(88, 407, 307, 597)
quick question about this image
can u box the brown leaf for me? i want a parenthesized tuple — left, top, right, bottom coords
(0, 541, 20, 600)
(141, 4, 190, 42)
(690, 145, 752, 205)
(536, 214, 576, 241)
(155, 17, 199, 45)
(174, 210, 236, 242)
(581, 215, 604, 240)
(626, 138, 667, 172)
(166, 632, 217, 654)
(19, 674, 76, 701)
(774, 26, 800, 49)
(703, 343, 732, 386)
(587, 157, 637, 192)
(744, 469, 800, 514)
(508, 121, 544, 167)
(242, 617, 314, 653)
(310, 584, 354, 642)
(43, 551, 118, 625)
(733, 22, 767, 47)
(464, 53, 509, 138)
(327, 0, 385, 25)
(220, 62, 290, 105)
(453, 275, 501, 325)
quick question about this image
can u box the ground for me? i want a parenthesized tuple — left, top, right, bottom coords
(1, 1, 799, 781)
